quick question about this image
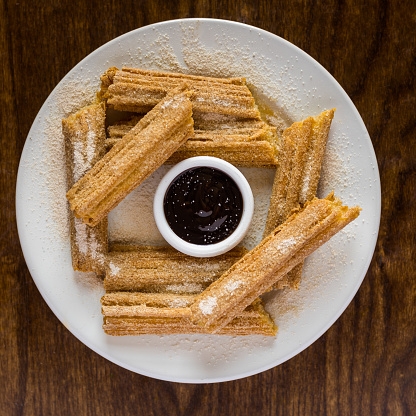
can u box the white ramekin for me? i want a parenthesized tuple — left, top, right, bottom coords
(153, 156, 254, 257)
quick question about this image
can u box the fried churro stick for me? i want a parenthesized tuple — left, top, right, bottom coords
(101, 293, 277, 336)
(99, 67, 261, 119)
(63, 102, 108, 274)
(168, 115, 278, 166)
(190, 194, 360, 332)
(106, 115, 278, 167)
(298, 109, 336, 203)
(66, 86, 194, 227)
(166, 142, 277, 167)
(104, 245, 248, 294)
(107, 115, 274, 142)
(264, 109, 335, 289)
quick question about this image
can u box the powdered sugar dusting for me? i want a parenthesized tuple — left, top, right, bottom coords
(239, 167, 275, 250)
(279, 235, 301, 254)
(159, 95, 175, 110)
(109, 262, 121, 276)
(318, 126, 363, 207)
(108, 166, 169, 245)
(199, 296, 218, 315)
(74, 218, 89, 256)
(41, 77, 98, 242)
(73, 117, 98, 181)
(167, 298, 191, 308)
(262, 226, 356, 330)
(300, 160, 312, 202)
(132, 33, 183, 71)
(225, 280, 242, 293)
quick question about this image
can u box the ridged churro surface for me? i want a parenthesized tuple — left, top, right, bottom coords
(101, 293, 277, 336)
(104, 245, 247, 293)
(66, 86, 194, 226)
(99, 67, 261, 119)
(62, 102, 108, 274)
(106, 115, 278, 167)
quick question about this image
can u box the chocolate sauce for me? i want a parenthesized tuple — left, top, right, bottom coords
(163, 167, 243, 245)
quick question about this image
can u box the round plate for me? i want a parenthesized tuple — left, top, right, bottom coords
(16, 18, 381, 383)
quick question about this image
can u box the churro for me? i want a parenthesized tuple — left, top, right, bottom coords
(264, 109, 335, 289)
(66, 86, 194, 226)
(104, 245, 248, 294)
(62, 102, 108, 274)
(190, 194, 360, 332)
(298, 109, 336, 204)
(101, 293, 277, 336)
(106, 115, 279, 167)
(99, 67, 261, 119)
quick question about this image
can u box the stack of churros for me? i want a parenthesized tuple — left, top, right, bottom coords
(263, 109, 335, 289)
(106, 115, 279, 167)
(101, 245, 277, 336)
(63, 66, 360, 337)
(101, 293, 277, 336)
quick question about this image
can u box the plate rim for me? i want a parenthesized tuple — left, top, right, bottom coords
(16, 17, 381, 383)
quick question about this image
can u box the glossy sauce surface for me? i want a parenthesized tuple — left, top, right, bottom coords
(163, 167, 243, 245)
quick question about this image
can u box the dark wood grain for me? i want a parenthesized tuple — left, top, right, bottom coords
(1, 0, 415, 414)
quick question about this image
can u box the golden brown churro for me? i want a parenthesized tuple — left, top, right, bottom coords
(190, 194, 360, 332)
(66, 86, 194, 226)
(62, 102, 108, 274)
(101, 293, 277, 336)
(298, 109, 336, 204)
(264, 109, 335, 289)
(106, 115, 279, 167)
(104, 245, 248, 294)
(99, 67, 261, 119)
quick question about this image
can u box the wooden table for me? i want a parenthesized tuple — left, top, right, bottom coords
(1, 1, 415, 414)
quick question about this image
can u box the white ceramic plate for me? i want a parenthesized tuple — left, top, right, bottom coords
(16, 19, 381, 383)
